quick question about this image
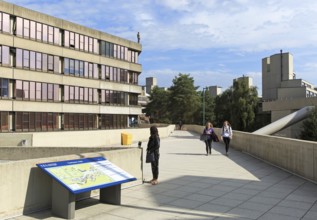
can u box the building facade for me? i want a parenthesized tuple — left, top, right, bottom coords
(262, 50, 317, 101)
(0, 1, 142, 133)
(262, 51, 317, 138)
(207, 86, 222, 97)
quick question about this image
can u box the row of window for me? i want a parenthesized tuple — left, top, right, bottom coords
(16, 48, 60, 73)
(0, 111, 129, 132)
(0, 78, 139, 106)
(1, 12, 140, 63)
(0, 46, 139, 85)
(16, 17, 60, 45)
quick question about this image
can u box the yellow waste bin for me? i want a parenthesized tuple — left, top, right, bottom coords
(121, 133, 132, 145)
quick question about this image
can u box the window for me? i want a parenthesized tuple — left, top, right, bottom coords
(16, 49, 23, 68)
(89, 37, 93, 52)
(94, 39, 99, 54)
(80, 35, 84, 50)
(48, 55, 54, 71)
(23, 81, 29, 100)
(16, 17, 23, 36)
(48, 26, 54, 43)
(101, 65, 106, 80)
(69, 59, 75, 75)
(0, 78, 9, 98)
(79, 61, 84, 77)
(42, 83, 47, 101)
(64, 85, 69, 102)
(42, 54, 47, 72)
(29, 81, 35, 100)
(36, 82, 41, 100)
(1, 46, 10, 66)
(23, 19, 30, 38)
(70, 32, 75, 48)
(54, 27, 59, 45)
(42, 24, 48, 42)
(75, 33, 79, 49)
(64, 30, 69, 47)
(30, 51, 36, 70)
(23, 50, 30, 68)
(48, 83, 53, 100)
(64, 58, 69, 74)
(0, 112, 9, 132)
(36, 52, 42, 70)
(54, 56, 59, 74)
(1, 13, 10, 33)
(30, 21, 36, 39)
(36, 23, 42, 41)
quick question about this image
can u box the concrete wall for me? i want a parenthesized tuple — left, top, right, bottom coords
(0, 125, 175, 219)
(186, 124, 317, 184)
(0, 125, 175, 147)
(0, 147, 142, 219)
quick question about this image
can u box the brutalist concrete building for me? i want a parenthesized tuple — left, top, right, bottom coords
(0, 1, 142, 133)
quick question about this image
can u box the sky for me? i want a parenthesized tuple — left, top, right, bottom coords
(6, 0, 317, 96)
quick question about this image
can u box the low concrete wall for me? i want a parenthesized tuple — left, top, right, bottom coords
(0, 125, 175, 147)
(186, 124, 317, 183)
(0, 147, 142, 219)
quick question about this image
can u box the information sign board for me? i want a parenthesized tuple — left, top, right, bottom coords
(37, 157, 136, 194)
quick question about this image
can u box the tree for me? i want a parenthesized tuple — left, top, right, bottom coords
(169, 73, 200, 124)
(214, 79, 259, 131)
(214, 89, 232, 127)
(144, 86, 171, 123)
(300, 107, 317, 141)
(231, 79, 258, 131)
(199, 90, 216, 126)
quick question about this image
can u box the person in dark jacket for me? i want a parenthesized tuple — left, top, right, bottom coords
(146, 126, 160, 185)
(203, 122, 214, 155)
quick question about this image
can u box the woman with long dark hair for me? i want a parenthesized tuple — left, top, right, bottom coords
(146, 126, 160, 185)
(221, 120, 233, 156)
(202, 122, 214, 155)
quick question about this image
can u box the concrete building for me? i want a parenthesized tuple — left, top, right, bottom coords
(145, 77, 157, 95)
(207, 85, 222, 97)
(0, 1, 142, 133)
(262, 50, 317, 138)
(262, 50, 317, 101)
(234, 75, 253, 88)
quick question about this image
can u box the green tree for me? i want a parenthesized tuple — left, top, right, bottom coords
(214, 89, 232, 127)
(231, 79, 258, 131)
(199, 90, 216, 125)
(144, 86, 171, 123)
(169, 73, 200, 124)
(300, 107, 317, 141)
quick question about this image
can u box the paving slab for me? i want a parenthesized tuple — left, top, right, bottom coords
(8, 130, 317, 220)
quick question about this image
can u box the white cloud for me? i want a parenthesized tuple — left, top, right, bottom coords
(7, 0, 317, 91)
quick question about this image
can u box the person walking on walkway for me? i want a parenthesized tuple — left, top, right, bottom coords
(202, 122, 214, 156)
(221, 120, 233, 156)
(146, 126, 160, 185)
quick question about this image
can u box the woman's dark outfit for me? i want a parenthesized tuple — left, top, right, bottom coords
(203, 127, 213, 155)
(147, 134, 160, 180)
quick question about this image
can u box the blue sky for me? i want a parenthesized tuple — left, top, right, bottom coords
(7, 0, 317, 96)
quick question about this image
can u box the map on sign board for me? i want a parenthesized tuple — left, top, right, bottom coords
(37, 157, 136, 194)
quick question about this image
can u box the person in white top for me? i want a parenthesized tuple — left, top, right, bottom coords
(220, 121, 233, 156)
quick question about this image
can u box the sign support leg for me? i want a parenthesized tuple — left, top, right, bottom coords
(52, 179, 76, 219)
(100, 184, 121, 205)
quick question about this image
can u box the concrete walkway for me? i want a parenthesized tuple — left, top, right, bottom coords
(10, 130, 317, 220)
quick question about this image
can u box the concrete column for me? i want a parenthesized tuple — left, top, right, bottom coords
(100, 184, 121, 205)
(52, 179, 75, 219)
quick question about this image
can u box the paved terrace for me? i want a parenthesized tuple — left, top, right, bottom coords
(10, 130, 317, 220)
